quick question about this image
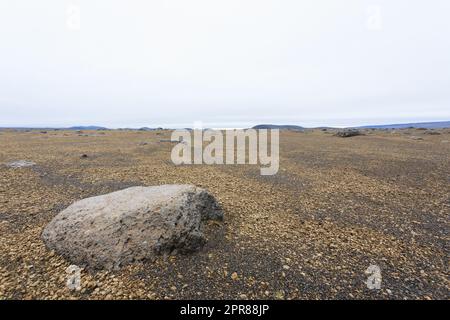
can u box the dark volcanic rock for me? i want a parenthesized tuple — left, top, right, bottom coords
(334, 130, 364, 138)
(423, 130, 441, 135)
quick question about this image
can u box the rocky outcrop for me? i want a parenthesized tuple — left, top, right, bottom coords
(334, 129, 364, 138)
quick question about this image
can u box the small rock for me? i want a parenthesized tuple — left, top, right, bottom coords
(274, 290, 285, 300)
(231, 272, 239, 281)
(6, 160, 36, 168)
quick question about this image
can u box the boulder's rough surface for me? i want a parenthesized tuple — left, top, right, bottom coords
(42, 185, 223, 270)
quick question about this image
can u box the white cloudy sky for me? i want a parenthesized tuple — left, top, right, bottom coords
(1, 0, 449, 128)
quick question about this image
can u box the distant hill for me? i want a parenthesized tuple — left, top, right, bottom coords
(138, 127, 164, 131)
(252, 124, 304, 130)
(0, 125, 109, 131)
(251, 121, 450, 130)
(67, 126, 108, 130)
(355, 121, 450, 129)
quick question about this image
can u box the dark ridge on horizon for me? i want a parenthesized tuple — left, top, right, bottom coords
(252, 124, 304, 130)
(353, 121, 450, 129)
(67, 125, 109, 130)
(252, 121, 450, 130)
(0, 125, 110, 131)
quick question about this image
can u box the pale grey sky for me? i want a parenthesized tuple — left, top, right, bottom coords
(1, 0, 449, 128)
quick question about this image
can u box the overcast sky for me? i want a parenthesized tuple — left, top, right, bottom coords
(1, 0, 449, 128)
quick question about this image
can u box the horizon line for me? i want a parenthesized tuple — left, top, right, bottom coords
(1, 120, 450, 130)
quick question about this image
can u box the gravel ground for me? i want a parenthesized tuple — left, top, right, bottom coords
(0, 129, 449, 300)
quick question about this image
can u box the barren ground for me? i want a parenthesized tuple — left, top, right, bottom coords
(0, 128, 449, 300)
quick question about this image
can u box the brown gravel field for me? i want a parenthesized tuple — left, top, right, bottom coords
(0, 128, 449, 300)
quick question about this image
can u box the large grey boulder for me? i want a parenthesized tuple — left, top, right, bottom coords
(42, 185, 223, 270)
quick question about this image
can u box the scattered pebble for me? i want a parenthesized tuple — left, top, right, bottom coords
(6, 160, 36, 168)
